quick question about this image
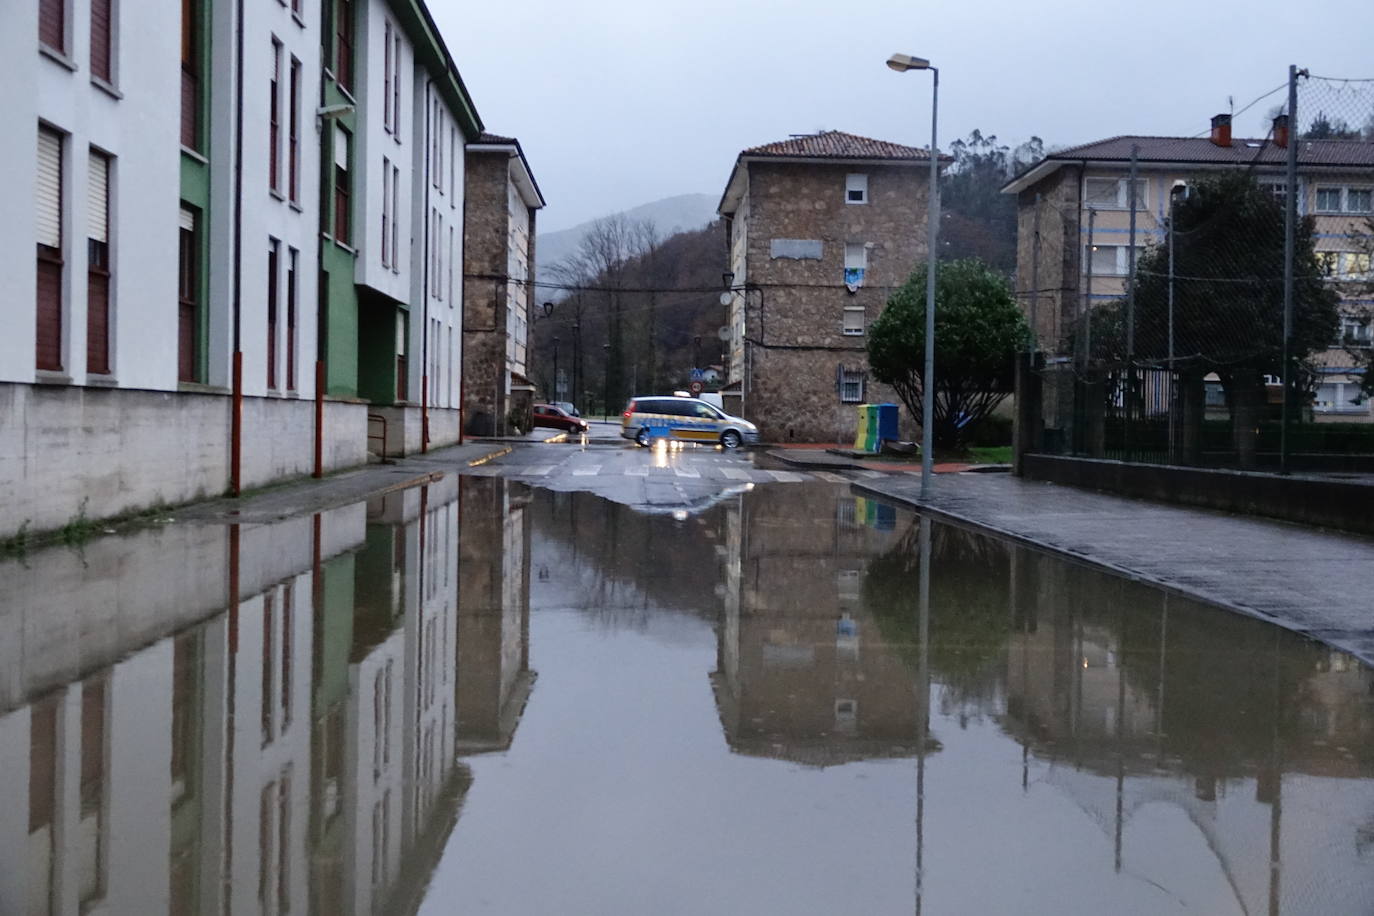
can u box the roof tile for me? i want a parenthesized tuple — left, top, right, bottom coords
(742, 129, 946, 161)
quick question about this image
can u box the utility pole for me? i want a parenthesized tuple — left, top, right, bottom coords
(1280, 65, 1301, 475)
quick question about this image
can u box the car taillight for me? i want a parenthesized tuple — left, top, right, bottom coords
(621, 401, 635, 420)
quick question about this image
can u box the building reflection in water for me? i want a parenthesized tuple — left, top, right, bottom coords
(714, 485, 1374, 914)
(0, 474, 533, 916)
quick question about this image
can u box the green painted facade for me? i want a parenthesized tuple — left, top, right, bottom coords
(319, 55, 360, 398)
(178, 0, 213, 383)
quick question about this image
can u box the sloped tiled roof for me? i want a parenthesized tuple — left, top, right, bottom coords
(474, 131, 517, 144)
(1049, 135, 1374, 168)
(742, 129, 945, 161)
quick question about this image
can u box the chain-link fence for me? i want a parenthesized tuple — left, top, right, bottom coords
(1023, 70, 1374, 471)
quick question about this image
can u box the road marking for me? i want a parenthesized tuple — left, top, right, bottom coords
(522, 465, 555, 477)
(854, 469, 886, 479)
(626, 465, 650, 476)
(720, 467, 752, 480)
(673, 465, 701, 478)
(813, 471, 849, 483)
(767, 470, 806, 483)
(572, 465, 601, 476)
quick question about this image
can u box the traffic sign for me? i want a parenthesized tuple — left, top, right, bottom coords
(688, 380, 704, 395)
(689, 368, 705, 382)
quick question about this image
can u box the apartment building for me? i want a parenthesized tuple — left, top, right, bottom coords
(3, 0, 503, 541)
(1003, 115, 1374, 425)
(462, 133, 545, 437)
(717, 131, 946, 443)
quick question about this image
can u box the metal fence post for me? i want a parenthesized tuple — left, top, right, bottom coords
(1125, 144, 1140, 463)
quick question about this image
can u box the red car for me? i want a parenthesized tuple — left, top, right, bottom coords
(531, 403, 589, 433)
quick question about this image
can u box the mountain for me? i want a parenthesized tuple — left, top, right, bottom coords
(535, 193, 718, 293)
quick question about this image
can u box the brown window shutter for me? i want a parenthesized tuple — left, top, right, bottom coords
(178, 207, 198, 382)
(180, 0, 198, 150)
(86, 265, 110, 374)
(36, 127, 64, 372)
(90, 0, 113, 82)
(87, 151, 111, 374)
(39, 0, 65, 51)
(267, 242, 279, 389)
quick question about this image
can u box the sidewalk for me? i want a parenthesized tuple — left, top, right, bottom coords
(174, 440, 514, 525)
(851, 471, 1374, 665)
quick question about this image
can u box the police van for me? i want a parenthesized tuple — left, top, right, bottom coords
(620, 396, 759, 449)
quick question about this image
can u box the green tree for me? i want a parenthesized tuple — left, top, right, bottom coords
(1127, 171, 1339, 465)
(868, 258, 1030, 449)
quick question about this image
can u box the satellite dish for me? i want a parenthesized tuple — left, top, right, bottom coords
(716, 325, 731, 341)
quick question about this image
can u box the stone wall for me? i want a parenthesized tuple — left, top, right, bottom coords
(462, 151, 513, 436)
(1015, 166, 1082, 355)
(0, 382, 367, 540)
(741, 161, 930, 442)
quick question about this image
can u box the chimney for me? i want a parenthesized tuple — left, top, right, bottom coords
(1210, 114, 1233, 147)
(1273, 114, 1290, 149)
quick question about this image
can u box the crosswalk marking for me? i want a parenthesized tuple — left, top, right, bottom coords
(720, 467, 752, 481)
(854, 469, 887, 479)
(572, 465, 601, 476)
(522, 465, 555, 476)
(626, 464, 650, 476)
(767, 470, 806, 483)
(673, 465, 701, 478)
(812, 471, 849, 483)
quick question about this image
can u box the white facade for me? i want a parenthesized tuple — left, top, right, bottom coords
(506, 179, 531, 376)
(407, 69, 465, 411)
(3, 0, 181, 389)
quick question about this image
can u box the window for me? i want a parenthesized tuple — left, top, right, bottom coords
(1316, 187, 1343, 213)
(1259, 181, 1287, 206)
(291, 0, 301, 16)
(39, 0, 65, 53)
(178, 206, 199, 381)
(288, 58, 300, 202)
(392, 33, 401, 136)
(91, 0, 114, 83)
(449, 126, 456, 204)
(390, 164, 399, 272)
(1085, 176, 1146, 210)
(180, 0, 200, 150)
(286, 248, 297, 390)
(36, 125, 64, 372)
(395, 315, 407, 401)
(845, 173, 868, 204)
(380, 157, 390, 266)
(1344, 252, 1372, 280)
(844, 242, 867, 289)
(1315, 381, 1365, 414)
(839, 366, 865, 403)
(1349, 188, 1373, 213)
(269, 39, 282, 194)
(434, 211, 443, 301)
(843, 306, 865, 336)
(382, 21, 392, 133)
(87, 150, 112, 375)
(335, 0, 354, 92)
(332, 125, 350, 243)
(1084, 244, 1144, 276)
(267, 239, 279, 389)
(1338, 315, 1371, 347)
(447, 225, 454, 302)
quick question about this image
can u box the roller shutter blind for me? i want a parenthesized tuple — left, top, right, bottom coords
(87, 151, 112, 374)
(36, 128, 63, 248)
(36, 127, 64, 372)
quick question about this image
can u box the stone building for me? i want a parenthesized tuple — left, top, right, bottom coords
(716, 130, 947, 443)
(1002, 115, 1374, 449)
(462, 133, 544, 436)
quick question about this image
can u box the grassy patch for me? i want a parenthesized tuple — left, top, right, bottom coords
(967, 446, 1013, 464)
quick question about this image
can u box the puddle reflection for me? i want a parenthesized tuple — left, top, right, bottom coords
(2, 480, 1373, 914)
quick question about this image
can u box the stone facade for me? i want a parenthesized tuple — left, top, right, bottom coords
(728, 159, 933, 443)
(461, 143, 541, 436)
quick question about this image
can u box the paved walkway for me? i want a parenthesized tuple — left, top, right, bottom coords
(174, 441, 512, 525)
(852, 472, 1374, 665)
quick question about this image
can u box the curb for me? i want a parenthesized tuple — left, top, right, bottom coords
(848, 479, 1374, 667)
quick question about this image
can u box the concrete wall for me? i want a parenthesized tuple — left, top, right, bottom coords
(0, 383, 368, 539)
(1022, 452, 1374, 536)
(738, 160, 929, 442)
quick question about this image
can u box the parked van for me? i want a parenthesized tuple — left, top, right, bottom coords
(620, 396, 759, 449)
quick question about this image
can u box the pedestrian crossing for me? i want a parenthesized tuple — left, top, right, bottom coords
(462, 458, 907, 485)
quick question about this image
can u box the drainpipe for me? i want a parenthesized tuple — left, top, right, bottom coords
(420, 81, 432, 453)
(230, 0, 246, 495)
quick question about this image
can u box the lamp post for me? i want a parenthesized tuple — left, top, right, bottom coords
(602, 343, 611, 419)
(553, 336, 561, 402)
(572, 321, 582, 414)
(887, 51, 940, 501)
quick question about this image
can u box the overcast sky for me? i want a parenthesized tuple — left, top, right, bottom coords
(435, 0, 1374, 233)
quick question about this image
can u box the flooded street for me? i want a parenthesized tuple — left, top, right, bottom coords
(4, 476, 1374, 914)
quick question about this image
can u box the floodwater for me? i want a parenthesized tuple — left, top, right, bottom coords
(3, 476, 1373, 915)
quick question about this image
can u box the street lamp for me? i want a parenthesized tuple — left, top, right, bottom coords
(553, 336, 561, 402)
(887, 51, 940, 501)
(602, 343, 611, 419)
